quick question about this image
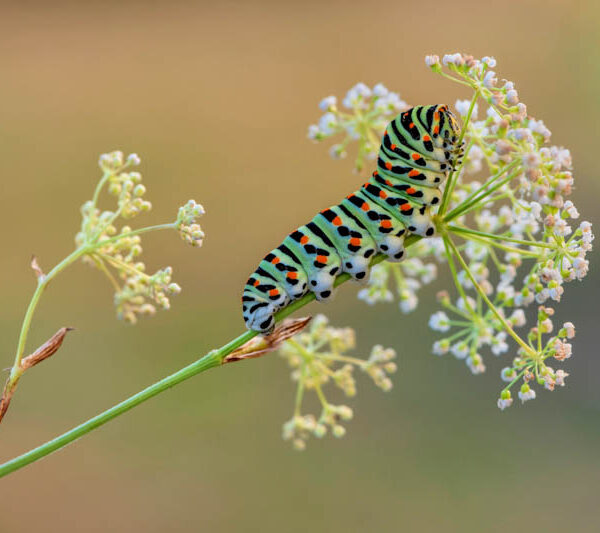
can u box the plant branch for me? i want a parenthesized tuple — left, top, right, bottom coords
(0, 236, 421, 478)
(445, 235, 535, 357)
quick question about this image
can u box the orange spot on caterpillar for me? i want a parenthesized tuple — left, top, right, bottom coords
(409, 122, 415, 128)
(316, 255, 327, 264)
(385, 179, 393, 186)
(433, 125, 440, 134)
(271, 256, 280, 264)
(434, 112, 440, 120)
(408, 169, 419, 177)
(400, 204, 412, 212)
(411, 153, 420, 161)
(300, 235, 309, 244)
(385, 162, 392, 170)
(361, 202, 369, 211)
(380, 219, 392, 229)
(423, 135, 431, 142)
(269, 289, 279, 297)
(406, 187, 417, 194)
(333, 216, 342, 226)
(349, 237, 361, 246)
(287, 272, 298, 280)
(253, 279, 260, 287)
(379, 190, 387, 199)
(373, 170, 379, 176)
(390, 143, 397, 150)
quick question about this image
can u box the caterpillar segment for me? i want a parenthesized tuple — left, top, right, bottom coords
(340, 191, 407, 260)
(315, 206, 377, 282)
(242, 104, 462, 333)
(282, 225, 343, 302)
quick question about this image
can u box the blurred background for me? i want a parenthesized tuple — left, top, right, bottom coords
(1, 1, 599, 531)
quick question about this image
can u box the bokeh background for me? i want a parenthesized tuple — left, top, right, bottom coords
(1, 1, 599, 531)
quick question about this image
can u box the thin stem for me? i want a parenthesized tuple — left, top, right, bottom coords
(0, 348, 225, 477)
(0, 237, 422, 478)
(89, 255, 121, 292)
(452, 231, 540, 257)
(293, 366, 306, 417)
(99, 253, 151, 280)
(444, 162, 520, 222)
(10, 248, 87, 381)
(442, 237, 474, 314)
(90, 171, 111, 209)
(445, 235, 535, 357)
(501, 366, 530, 394)
(91, 223, 176, 248)
(439, 90, 479, 215)
(448, 225, 555, 249)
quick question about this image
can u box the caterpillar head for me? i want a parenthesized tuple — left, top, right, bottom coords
(436, 104, 461, 143)
(436, 104, 464, 170)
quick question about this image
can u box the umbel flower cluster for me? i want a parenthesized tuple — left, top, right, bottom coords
(279, 315, 397, 450)
(75, 151, 205, 323)
(284, 51, 592, 437)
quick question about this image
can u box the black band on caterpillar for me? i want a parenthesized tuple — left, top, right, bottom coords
(242, 105, 463, 333)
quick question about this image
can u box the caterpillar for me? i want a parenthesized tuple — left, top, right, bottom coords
(242, 104, 463, 333)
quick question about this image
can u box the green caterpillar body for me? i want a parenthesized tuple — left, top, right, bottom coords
(242, 104, 462, 333)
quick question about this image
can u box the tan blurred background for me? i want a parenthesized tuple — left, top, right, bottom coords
(0, 1, 599, 531)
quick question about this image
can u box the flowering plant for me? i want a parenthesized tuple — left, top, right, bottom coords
(0, 52, 592, 474)
(303, 52, 591, 421)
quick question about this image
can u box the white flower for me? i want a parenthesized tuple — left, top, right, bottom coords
(528, 118, 552, 141)
(318, 112, 338, 135)
(343, 83, 372, 109)
(482, 56, 496, 68)
(553, 339, 572, 361)
(497, 398, 513, 410)
(319, 96, 337, 111)
(563, 200, 579, 219)
(555, 369, 569, 387)
(399, 291, 418, 313)
(506, 89, 519, 105)
(442, 53, 464, 66)
(307, 124, 320, 140)
(429, 311, 451, 332)
(455, 99, 478, 118)
(432, 339, 450, 356)
(562, 322, 575, 339)
(491, 332, 508, 356)
(425, 55, 440, 67)
(483, 71, 497, 88)
(467, 354, 486, 374)
(457, 296, 476, 313)
(451, 341, 469, 360)
(518, 386, 536, 403)
(329, 144, 347, 160)
(373, 83, 388, 97)
(501, 367, 517, 382)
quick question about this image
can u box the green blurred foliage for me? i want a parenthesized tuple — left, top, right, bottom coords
(0, 1, 599, 531)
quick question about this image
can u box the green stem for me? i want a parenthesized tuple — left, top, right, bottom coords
(447, 224, 556, 249)
(444, 162, 520, 222)
(438, 90, 479, 215)
(445, 236, 535, 357)
(0, 348, 225, 477)
(451, 231, 540, 257)
(91, 223, 176, 248)
(0, 236, 421, 478)
(90, 171, 111, 210)
(9, 248, 87, 382)
(447, 225, 555, 249)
